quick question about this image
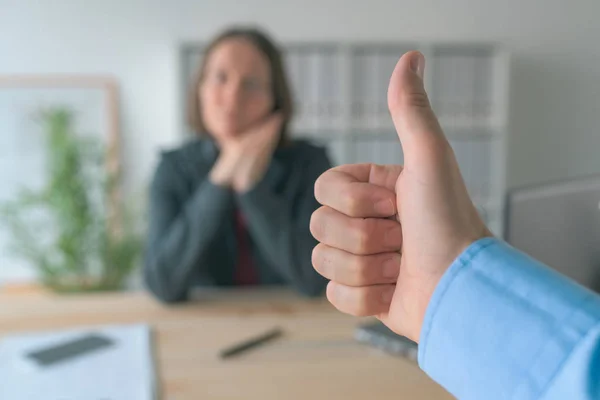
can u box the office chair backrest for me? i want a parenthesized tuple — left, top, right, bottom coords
(505, 175, 600, 292)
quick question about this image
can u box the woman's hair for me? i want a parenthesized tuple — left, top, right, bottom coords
(187, 26, 293, 141)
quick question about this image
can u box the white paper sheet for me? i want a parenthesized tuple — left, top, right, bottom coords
(0, 324, 156, 400)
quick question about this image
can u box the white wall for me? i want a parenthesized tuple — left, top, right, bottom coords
(1, 0, 599, 188)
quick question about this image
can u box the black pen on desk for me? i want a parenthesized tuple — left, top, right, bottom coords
(219, 327, 283, 359)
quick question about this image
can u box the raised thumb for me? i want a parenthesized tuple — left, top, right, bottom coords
(388, 51, 449, 169)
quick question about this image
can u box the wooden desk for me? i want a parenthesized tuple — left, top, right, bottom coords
(0, 289, 453, 400)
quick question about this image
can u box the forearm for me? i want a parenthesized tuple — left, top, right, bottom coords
(209, 151, 239, 188)
(209, 146, 270, 192)
(145, 181, 233, 303)
(237, 179, 326, 296)
(420, 238, 600, 400)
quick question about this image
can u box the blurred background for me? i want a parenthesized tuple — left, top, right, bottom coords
(1, 1, 599, 398)
(0, 0, 599, 287)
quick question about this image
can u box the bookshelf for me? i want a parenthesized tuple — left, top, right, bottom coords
(180, 42, 510, 236)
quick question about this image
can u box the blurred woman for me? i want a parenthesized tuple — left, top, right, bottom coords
(144, 27, 331, 302)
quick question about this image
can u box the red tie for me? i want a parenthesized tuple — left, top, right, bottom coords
(233, 210, 259, 286)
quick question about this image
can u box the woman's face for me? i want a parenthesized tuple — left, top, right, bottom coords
(199, 38, 274, 141)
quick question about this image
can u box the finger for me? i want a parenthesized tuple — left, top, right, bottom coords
(247, 112, 283, 137)
(247, 113, 284, 148)
(332, 163, 403, 191)
(326, 281, 395, 317)
(310, 206, 403, 255)
(312, 243, 400, 286)
(256, 112, 284, 135)
(315, 170, 396, 218)
(315, 164, 402, 218)
(388, 51, 450, 169)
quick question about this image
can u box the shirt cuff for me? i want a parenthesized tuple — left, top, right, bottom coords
(418, 237, 600, 400)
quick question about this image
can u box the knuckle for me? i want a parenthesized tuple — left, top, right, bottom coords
(311, 245, 322, 272)
(313, 173, 328, 203)
(311, 244, 332, 279)
(309, 207, 327, 240)
(309, 212, 318, 237)
(353, 219, 376, 253)
(342, 190, 361, 216)
(353, 289, 372, 316)
(328, 284, 372, 317)
(350, 256, 370, 285)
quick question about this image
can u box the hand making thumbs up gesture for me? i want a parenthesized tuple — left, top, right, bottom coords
(310, 51, 491, 342)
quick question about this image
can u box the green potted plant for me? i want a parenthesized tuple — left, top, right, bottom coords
(1, 108, 143, 293)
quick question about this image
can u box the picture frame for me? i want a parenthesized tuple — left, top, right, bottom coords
(0, 75, 121, 284)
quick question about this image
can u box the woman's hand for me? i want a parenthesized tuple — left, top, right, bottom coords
(209, 113, 283, 192)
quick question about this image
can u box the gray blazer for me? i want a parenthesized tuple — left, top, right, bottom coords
(144, 138, 331, 302)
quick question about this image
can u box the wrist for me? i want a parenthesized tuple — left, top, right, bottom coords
(209, 168, 233, 187)
(232, 154, 272, 193)
(209, 152, 240, 187)
(232, 166, 259, 193)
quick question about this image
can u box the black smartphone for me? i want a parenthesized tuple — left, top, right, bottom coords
(24, 333, 115, 367)
(354, 321, 418, 361)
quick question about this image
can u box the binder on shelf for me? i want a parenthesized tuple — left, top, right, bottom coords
(462, 53, 476, 123)
(350, 50, 368, 128)
(431, 51, 449, 128)
(315, 49, 339, 132)
(305, 49, 321, 133)
(374, 50, 401, 131)
(474, 139, 493, 200)
(365, 50, 380, 130)
(448, 54, 463, 130)
(286, 49, 308, 134)
(352, 138, 376, 164)
(473, 54, 493, 125)
(377, 136, 403, 165)
(327, 137, 349, 166)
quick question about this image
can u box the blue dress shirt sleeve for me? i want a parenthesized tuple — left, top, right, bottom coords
(419, 237, 600, 400)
